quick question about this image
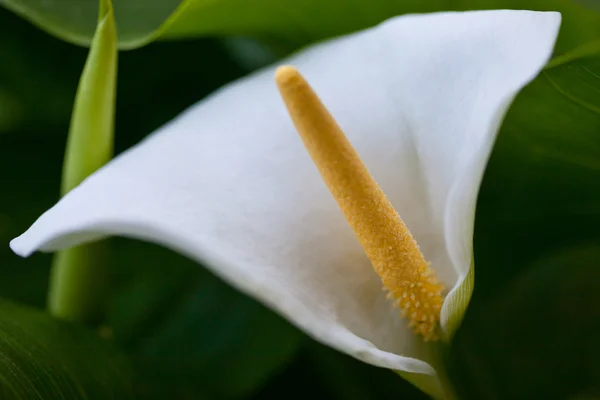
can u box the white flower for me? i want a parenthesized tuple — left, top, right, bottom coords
(11, 10, 559, 397)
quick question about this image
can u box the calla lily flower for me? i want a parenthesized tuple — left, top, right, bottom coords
(11, 9, 559, 398)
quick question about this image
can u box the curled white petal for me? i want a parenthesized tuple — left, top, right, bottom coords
(11, 10, 560, 376)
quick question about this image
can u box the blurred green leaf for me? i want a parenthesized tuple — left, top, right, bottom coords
(250, 338, 430, 400)
(297, 340, 430, 400)
(109, 240, 303, 398)
(1, 0, 600, 52)
(0, 132, 64, 307)
(0, 8, 86, 134)
(576, 0, 600, 11)
(447, 243, 600, 399)
(0, 89, 22, 131)
(0, 299, 135, 399)
(473, 56, 600, 298)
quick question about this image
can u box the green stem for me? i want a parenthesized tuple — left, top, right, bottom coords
(48, 242, 110, 324)
(47, 0, 117, 324)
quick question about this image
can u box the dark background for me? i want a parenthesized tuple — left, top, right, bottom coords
(1, 5, 599, 399)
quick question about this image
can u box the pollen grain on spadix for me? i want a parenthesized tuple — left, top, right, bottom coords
(275, 65, 445, 341)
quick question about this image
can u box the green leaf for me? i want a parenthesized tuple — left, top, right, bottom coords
(473, 56, 600, 298)
(447, 244, 600, 399)
(576, 0, 600, 12)
(2, 0, 600, 51)
(0, 299, 135, 399)
(0, 0, 180, 49)
(108, 239, 303, 398)
(0, 7, 85, 134)
(301, 341, 430, 400)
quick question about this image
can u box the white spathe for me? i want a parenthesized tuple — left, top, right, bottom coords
(11, 11, 559, 376)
